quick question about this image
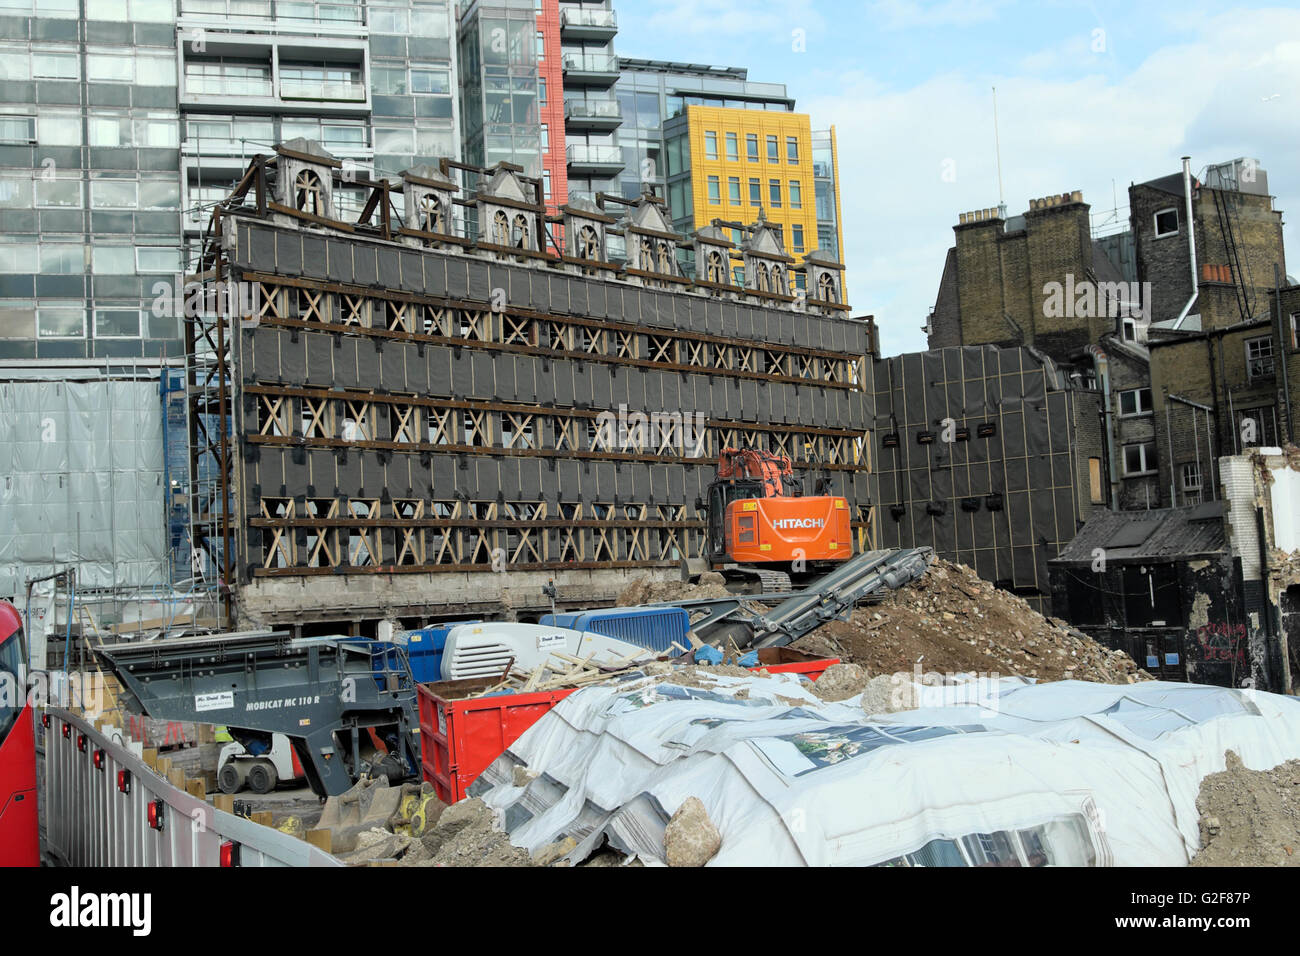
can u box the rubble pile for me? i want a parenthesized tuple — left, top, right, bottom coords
(312, 777, 638, 867)
(1191, 751, 1300, 867)
(616, 571, 730, 606)
(791, 559, 1148, 684)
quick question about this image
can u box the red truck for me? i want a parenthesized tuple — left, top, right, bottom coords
(0, 600, 38, 867)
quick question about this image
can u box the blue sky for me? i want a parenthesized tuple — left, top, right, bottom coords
(614, 0, 1300, 355)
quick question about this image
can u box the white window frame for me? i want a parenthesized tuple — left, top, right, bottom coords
(31, 48, 81, 81)
(92, 245, 136, 274)
(1122, 442, 1156, 477)
(136, 246, 182, 274)
(1181, 462, 1203, 493)
(1245, 335, 1275, 380)
(0, 115, 36, 146)
(1153, 207, 1179, 238)
(93, 307, 142, 339)
(37, 306, 85, 339)
(91, 178, 139, 209)
(1118, 387, 1153, 418)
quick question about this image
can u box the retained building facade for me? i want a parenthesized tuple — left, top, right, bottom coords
(193, 142, 867, 632)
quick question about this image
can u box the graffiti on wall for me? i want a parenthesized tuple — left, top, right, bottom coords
(1194, 621, 1248, 665)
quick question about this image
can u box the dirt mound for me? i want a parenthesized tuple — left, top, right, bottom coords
(792, 559, 1147, 685)
(1191, 751, 1300, 866)
(617, 571, 730, 606)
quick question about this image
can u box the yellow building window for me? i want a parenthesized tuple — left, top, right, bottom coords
(789, 180, 802, 209)
(728, 176, 741, 205)
(704, 130, 718, 160)
(746, 133, 758, 162)
(725, 131, 738, 161)
(707, 175, 720, 204)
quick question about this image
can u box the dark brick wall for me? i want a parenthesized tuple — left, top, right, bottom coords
(1131, 181, 1285, 328)
(945, 198, 1099, 365)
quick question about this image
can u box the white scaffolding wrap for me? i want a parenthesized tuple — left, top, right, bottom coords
(0, 380, 167, 600)
(472, 674, 1300, 866)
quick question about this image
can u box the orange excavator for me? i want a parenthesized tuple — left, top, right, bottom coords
(690, 448, 852, 590)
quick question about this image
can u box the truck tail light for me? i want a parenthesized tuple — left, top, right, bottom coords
(41, 713, 50, 729)
(93, 749, 105, 771)
(117, 770, 131, 794)
(147, 800, 164, 831)
(220, 841, 241, 868)
(62, 723, 71, 739)
(76, 733, 87, 752)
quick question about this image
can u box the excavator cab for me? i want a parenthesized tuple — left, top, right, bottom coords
(696, 448, 852, 582)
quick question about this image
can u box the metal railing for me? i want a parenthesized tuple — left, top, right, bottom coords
(43, 707, 341, 867)
(561, 53, 619, 74)
(566, 143, 622, 165)
(559, 7, 616, 29)
(564, 100, 622, 121)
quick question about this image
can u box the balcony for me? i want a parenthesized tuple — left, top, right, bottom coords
(564, 98, 622, 132)
(177, 0, 368, 38)
(561, 52, 619, 88)
(559, 7, 617, 40)
(566, 143, 623, 175)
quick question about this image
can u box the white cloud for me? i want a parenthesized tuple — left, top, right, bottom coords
(641, 0, 826, 39)
(801, 7, 1300, 357)
(864, 0, 1009, 31)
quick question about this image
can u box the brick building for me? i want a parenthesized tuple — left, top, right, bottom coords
(1140, 159, 1296, 505)
(928, 191, 1153, 511)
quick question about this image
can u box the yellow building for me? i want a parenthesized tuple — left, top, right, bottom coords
(664, 105, 833, 291)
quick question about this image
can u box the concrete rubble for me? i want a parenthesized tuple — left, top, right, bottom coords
(1191, 751, 1300, 867)
(664, 797, 722, 867)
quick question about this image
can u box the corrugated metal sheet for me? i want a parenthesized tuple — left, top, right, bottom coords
(1051, 502, 1227, 565)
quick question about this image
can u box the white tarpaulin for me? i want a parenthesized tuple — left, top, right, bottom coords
(0, 380, 166, 601)
(471, 672, 1300, 866)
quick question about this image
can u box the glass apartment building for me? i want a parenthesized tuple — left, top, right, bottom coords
(614, 58, 844, 278)
(612, 59, 792, 211)
(811, 127, 844, 265)
(0, 0, 459, 359)
(458, 0, 539, 176)
(557, 0, 619, 202)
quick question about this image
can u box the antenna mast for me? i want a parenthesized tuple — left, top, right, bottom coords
(992, 86, 1006, 218)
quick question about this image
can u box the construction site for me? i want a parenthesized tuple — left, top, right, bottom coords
(4, 137, 1299, 876)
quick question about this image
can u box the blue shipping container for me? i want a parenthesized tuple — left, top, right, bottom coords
(540, 606, 690, 654)
(403, 622, 480, 683)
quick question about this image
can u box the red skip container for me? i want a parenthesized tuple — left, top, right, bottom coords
(417, 648, 839, 804)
